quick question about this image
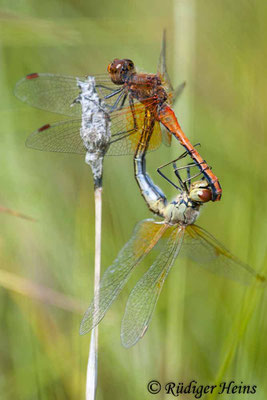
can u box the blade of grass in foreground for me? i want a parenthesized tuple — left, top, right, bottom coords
(0, 268, 85, 313)
(0, 205, 35, 221)
(206, 252, 267, 400)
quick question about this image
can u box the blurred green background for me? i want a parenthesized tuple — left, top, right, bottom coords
(0, 0, 267, 399)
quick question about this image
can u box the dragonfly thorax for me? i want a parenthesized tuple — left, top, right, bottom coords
(162, 180, 212, 225)
(163, 192, 200, 226)
(108, 58, 168, 105)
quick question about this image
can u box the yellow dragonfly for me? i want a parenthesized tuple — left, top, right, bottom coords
(80, 152, 264, 347)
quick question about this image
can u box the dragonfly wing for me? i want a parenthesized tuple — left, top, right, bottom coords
(172, 81, 186, 105)
(107, 104, 162, 156)
(25, 120, 86, 154)
(14, 73, 124, 116)
(24, 106, 162, 156)
(159, 81, 186, 148)
(80, 219, 168, 335)
(15, 73, 85, 117)
(157, 30, 174, 93)
(121, 225, 184, 348)
(160, 126, 172, 147)
(157, 31, 186, 104)
(157, 31, 185, 150)
(183, 225, 266, 286)
(15, 72, 158, 117)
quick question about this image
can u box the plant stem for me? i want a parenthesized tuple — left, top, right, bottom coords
(86, 186, 102, 400)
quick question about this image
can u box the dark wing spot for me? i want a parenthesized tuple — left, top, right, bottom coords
(38, 124, 51, 132)
(26, 73, 39, 79)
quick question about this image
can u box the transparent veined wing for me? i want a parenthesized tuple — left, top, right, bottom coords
(172, 81, 186, 106)
(107, 102, 163, 155)
(157, 30, 186, 106)
(108, 120, 162, 156)
(157, 30, 173, 98)
(157, 31, 186, 147)
(183, 225, 266, 286)
(121, 225, 184, 348)
(15, 70, 179, 153)
(14, 72, 163, 118)
(15, 73, 84, 117)
(25, 102, 163, 156)
(14, 73, 127, 116)
(79, 220, 168, 335)
(14, 72, 137, 116)
(157, 30, 173, 148)
(26, 120, 85, 154)
(157, 80, 186, 148)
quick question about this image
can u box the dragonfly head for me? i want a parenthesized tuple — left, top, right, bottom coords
(188, 180, 212, 204)
(107, 59, 136, 85)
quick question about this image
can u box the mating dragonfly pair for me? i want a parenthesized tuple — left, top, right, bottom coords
(15, 38, 221, 201)
(15, 36, 264, 348)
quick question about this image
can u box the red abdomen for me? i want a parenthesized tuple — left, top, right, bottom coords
(157, 104, 222, 201)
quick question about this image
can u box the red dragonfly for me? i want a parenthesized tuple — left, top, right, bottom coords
(15, 36, 221, 201)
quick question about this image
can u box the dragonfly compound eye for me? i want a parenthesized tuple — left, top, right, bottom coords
(190, 188, 212, 203)
(107, 59, 135, 85)
(189, 180, 212, 203)
(124, 59, 135, 71)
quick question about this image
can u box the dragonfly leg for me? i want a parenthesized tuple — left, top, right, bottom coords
(110, 101, 138, 141)
(174, 161, 208, 184)
(95, 84, 116, 91)
(157, 144, 210, 191)
(186, 165, 191, 186)
(117, 93, 128, 110)
(157, 167, 181, 191)
(157, 143, 200, 175)
(129, 96, 138, 131)
(110, 94, 139, 142)
(173, 162, 187, 191)
(183, 165, 209, 184)
(158, 143, 201, 172)
(109, 91, 126, 112)
(158, 104, 222, 201)
(157, 152, 190, 190)
(109, 129, 136, 144)
(103, 87, 123, 99)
